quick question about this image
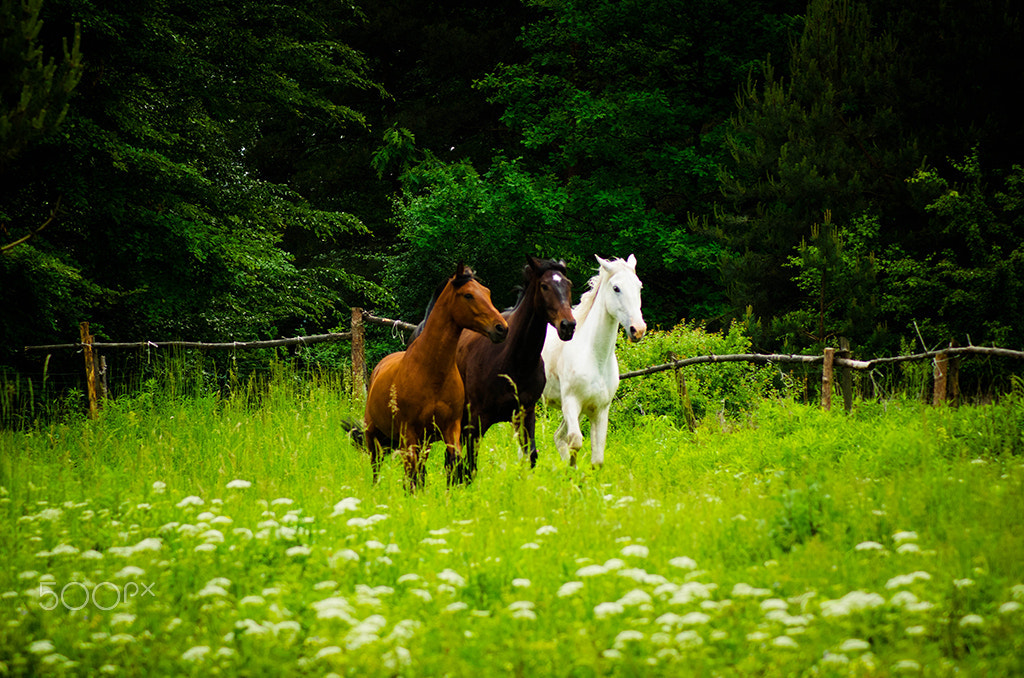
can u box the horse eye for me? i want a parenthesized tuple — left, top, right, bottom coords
(540, 283, 550, 291)
(463, 293, 474, 300)
(613, 285, 621, 293)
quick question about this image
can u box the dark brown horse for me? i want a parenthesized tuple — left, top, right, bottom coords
(363, 264, 508, 489)
(452, 256, 576, 482)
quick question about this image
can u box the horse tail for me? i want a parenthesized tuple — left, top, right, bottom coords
(340, 416, 365, 447)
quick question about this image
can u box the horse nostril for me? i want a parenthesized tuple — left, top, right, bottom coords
(560, 320, 576, 339)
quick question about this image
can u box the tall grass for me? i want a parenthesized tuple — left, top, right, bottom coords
(1, 363, 1023, 676)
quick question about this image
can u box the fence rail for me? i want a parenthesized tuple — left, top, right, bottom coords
(21, 311, 1024, 418)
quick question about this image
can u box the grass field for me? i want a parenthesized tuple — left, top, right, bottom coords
(2, 369, 1023, 676)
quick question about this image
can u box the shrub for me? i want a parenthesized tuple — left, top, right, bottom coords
(613, 320, 781, 427)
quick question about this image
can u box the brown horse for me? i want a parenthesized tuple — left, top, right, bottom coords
(452, 256, 576, 482)
(363, 264, 508, 489)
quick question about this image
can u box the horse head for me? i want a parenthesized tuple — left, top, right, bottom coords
(448, 263, 509, 344)
(527, 256, 576, 341)
(597, 254, 646, 342)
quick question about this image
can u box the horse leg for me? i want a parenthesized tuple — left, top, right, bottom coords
(460, 428, 478, 485)
(518, 405, 539, 468)
(590, 405, 610, 468)
(443, 420, 464, 486)
(557, 397, 585, 467)
(366, 423, 385, 484)
(398, 427, 424, 491)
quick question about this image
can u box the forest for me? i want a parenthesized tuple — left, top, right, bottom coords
(3, 0, 1024, 371)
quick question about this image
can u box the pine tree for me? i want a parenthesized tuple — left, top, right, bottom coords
(0, 0, 82, 167)
(717, 0, 918, 344)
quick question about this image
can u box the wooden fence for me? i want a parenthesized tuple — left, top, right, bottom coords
(23, 311, 1024, 418)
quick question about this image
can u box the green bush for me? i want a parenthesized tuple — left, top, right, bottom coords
(613, 320, 781, 427)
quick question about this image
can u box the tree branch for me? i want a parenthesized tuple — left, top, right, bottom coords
(1, 196, 62, 254)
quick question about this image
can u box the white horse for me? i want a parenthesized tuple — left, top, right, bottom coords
(541, 254, 646, 467)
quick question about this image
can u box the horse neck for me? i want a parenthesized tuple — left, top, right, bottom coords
(505, 287, 548, 362)
(575, 283, 619, 362)
(405, 292, 462, 377)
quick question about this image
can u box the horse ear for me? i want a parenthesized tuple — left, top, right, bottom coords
(595, 254, 611, 271)
(526, 255, 542, 271)
(626, 253, 637, 269)
(456, 261, 466, 277)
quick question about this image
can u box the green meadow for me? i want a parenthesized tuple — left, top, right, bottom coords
(2, 357, 1024, 676)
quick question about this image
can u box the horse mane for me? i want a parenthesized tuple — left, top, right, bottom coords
(572, 257, 629, 325)
(410, 266, 478, 344)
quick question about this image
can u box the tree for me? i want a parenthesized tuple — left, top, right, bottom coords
(1, 0, 81, 252)
(388, 0, 803, 326)
(717, 0, 915, 345)
(1, 0, 382, 359)
(717, 0, 1024, 352)
(0, 0, 82, 167)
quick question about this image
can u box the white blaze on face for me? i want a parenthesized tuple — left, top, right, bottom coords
(551, 274, 563, 283)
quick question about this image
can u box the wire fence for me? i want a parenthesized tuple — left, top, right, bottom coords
(15, 312, 1024, 421)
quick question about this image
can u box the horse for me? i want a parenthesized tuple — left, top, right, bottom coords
(363, 264, 508, 489)
(541, 254, 646, 467)
(452, 256, 576, 482)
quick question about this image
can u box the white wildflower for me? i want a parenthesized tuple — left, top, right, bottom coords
(594, 601, 625, 619)
(679, 611, 711, 626)
(316, 645, 342, 659)
(885, 571, 932, 589)
(669, 556, 698, 570)
(176, 496, 204, 509)
(312, 597, 357, 624)
(576, 564, 607, 577)
(226, 479, 252, 489)
(838, 638, 871, 653)
(732, 582, 772, 598)
(959, 614, 983, 628)
(675, 630, 704, 649)
(29, 640, 55, 655)
(620, 544, 649, 558)
(613, 630, 645, 648)
(772, 635, 799, 649)
(437, 569, 466, 588)
(854, 541, 885, 551)
(820, 591, 885, 617)
(181, 645, 210, 662)
(557, 581, 584, 597)
(618, 589, 652, 607)
(893, 659, 922, 673)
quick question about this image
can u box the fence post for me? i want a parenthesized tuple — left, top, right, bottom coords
(932, 349, 948, 406)
(668, 352, 696, 430)
(839, 337, 853, 413)
(948, 340, 960, 407)
(351, 307, 366, 396)
(79, 322, 99, 419)
(822, 347, 835, 411)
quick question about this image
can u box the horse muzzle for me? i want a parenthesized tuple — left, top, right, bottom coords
(488, 323, 509, 344)
(557, 319, 576, 341)
(628, 322, 646, 342)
